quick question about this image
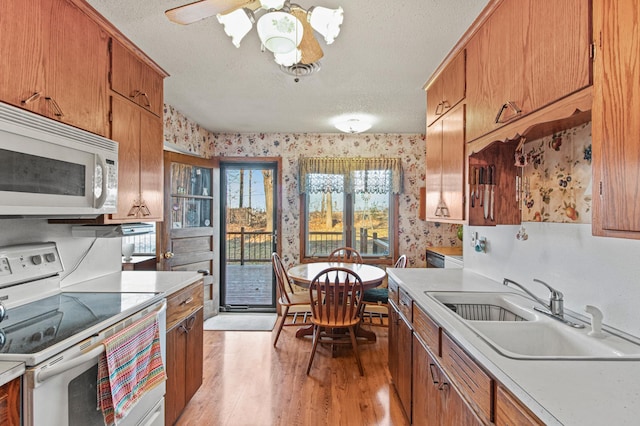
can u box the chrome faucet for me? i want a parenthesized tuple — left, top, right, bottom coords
(503, 278, 584, 328)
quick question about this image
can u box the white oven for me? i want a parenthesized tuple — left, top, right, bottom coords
(0, 243, 167, 426)
(23, 300, 166, 426)
(0, 102, 118, 217)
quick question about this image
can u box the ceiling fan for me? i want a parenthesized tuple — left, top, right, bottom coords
(165, 0, 344, 66)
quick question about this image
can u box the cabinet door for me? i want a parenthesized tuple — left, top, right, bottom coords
(47, 0, 110, 136)
(139, 109, 164, 221)
(466, 0, 591, 143)
(165, 324, 187, 426)
(441, 368, 483, 426)
(110, 95, 141, 221)
(426, 51, 465, 127)
(412, 336, 439, 426)
(592, 0, 640, 236)
(388, 303, 400, 389)
(0, 0, 109, 136)
(0, 377, 20, 426)
(397, 313, 413, 421)
(185, 310, 204, 403)
(111, 40, 164, 117)
(440, 105, 465, 220)
(426, 104, 465, 221)
(0, 0, 48, 117)
(495, 384, 543, 426)
(425, 122, 443, 220)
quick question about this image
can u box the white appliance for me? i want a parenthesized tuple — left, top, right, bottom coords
(0, 102, 118, 217)
(0, 242, 166, 426)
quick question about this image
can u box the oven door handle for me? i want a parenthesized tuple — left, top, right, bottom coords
(37, 345, 104, 384)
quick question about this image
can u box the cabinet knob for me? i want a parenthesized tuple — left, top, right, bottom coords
(163, 251, 174, 259)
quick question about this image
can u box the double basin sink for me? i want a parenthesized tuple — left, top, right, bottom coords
(425, 291, 640, 360)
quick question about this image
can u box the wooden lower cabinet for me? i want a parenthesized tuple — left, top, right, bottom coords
(389, 300, 412, 421)
(413, 335, 482, 426)
(0, 377, 20, 426)
(165, 281, 204, 425)
(495, 384, 543, 426)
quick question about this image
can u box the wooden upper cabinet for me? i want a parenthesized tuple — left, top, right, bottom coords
(466, 0, 591, 143)
(426, 104, 465, 222)
(592, 0, 640, 238)
(426, 51, 466, 127)
(109, 95, 164, 222)
(111, 40, 164, 117)
(0, 0, 109, 136)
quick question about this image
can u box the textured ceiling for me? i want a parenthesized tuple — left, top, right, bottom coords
(86, 0, 490, 134)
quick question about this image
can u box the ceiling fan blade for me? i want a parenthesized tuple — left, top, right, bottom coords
(165, 0, 260, 25)
(291, 7, 324, 64)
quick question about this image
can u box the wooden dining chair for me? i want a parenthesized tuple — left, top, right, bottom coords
(362, 254, 407, 326)
(272, 253, 311, 348)
(306, 267, 365, 376)
(328, 247, 363, 264)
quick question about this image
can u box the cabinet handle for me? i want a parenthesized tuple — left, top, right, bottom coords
(434, 101, 444, 116)
(441, 100, 450, 111)
(180, 297, 194, 306)
(434, 206, 441, 217)
(429, 363, 439, 385)
(494, 101, 522, 124)
(44, 96, 64, 117)
(185, 315, 196, 332)
(21, 92, 41, 105)
(139, 202, 151, 216)
(440, 205, 450, 218)
(438, 381, 450, 392)
(130, 90, 151, 108)
(127, 204, 141, 217)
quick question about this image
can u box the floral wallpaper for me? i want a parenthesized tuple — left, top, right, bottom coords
(163, 105, 460, 268)
(520, 123, 592, 223)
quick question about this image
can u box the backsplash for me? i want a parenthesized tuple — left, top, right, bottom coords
(163, 105, 460, 268)
(520, 122, 592, 223)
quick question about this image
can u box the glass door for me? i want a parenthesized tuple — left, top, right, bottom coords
(220, 160, 279, 312)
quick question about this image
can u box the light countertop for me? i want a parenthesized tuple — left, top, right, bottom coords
(0, 362, 24, 387)
(388, 268, 640, 426)
(63, 270, 203, 295)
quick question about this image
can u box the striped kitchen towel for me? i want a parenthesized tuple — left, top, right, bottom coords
(97, 310, 166, 425)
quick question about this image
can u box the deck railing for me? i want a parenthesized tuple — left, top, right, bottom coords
(226, 228, 390, 264)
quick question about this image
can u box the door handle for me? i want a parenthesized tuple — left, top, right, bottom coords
(163, 251, 174, 259)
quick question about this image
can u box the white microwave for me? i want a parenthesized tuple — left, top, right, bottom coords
(0, 102, 118, 217)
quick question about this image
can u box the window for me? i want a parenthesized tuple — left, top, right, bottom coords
(299, 158, 402, 261)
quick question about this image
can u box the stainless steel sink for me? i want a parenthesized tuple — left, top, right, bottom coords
(425, 291, 640, 360)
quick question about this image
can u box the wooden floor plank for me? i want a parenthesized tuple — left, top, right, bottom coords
(176, 326, 409, 426)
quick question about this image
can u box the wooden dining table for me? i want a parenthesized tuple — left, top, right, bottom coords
(287, 262, 387, 342)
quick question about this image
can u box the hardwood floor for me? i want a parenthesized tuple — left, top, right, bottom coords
(176, 325, 410, 426)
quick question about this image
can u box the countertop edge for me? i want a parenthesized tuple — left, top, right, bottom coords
(0, 361, 25, 387)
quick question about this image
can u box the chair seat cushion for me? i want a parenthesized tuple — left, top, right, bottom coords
(362, 288, 388, 303)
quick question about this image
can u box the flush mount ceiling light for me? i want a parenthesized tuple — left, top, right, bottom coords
(166, 0, 344, 67)
(334, 118, 372, 134)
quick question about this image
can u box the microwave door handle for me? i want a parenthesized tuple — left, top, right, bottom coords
(36, 344, 105, 384)
(94, 154, 108, 209)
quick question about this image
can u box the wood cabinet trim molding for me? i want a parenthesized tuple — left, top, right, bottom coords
(422, 0, 505, 89)
(66, 0, 169, 78)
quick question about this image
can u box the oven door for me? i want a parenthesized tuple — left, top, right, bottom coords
(23, 301, 166, 426)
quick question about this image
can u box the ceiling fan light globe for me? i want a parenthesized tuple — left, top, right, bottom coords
(274, 48, 302, 66)
(260, 0, 286, 10)
(257, 11, 303, 53)
(308, 6, 343, 45)
(217, 8, 254, 48)
(335, 118, 371, 134)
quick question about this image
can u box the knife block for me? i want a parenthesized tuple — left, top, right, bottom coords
(468, 140, 520, 226)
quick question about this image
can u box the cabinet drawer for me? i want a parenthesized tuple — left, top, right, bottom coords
(441, 332, 493, 422)
(495, 384, 543, 426)
(397, 288, 412, 322)
(413, 304, 440, 356)
(167, 279, 204, 330)
(388, 277, 400, 305)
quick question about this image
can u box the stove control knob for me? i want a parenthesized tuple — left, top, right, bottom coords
(31, 255, 42, 265)
(0, 303, 5, 323)
(0, 331, 5, 350)
(31, 331, 43, 342)
(44, 326, 56, 337)
(44, 253, 56, 263)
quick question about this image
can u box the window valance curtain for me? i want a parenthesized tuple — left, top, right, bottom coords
(299, 157, 403, 194)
